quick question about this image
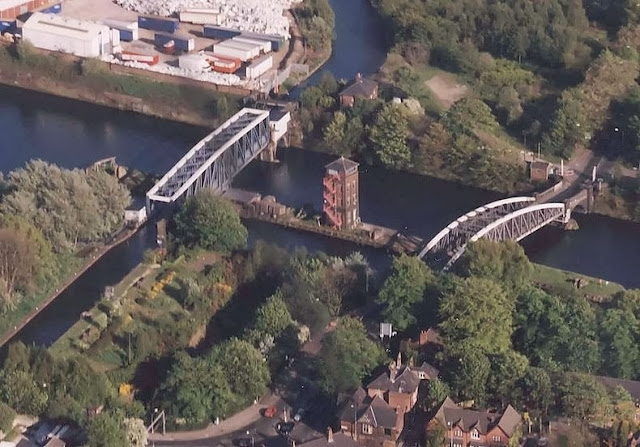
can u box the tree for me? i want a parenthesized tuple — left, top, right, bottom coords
(600, 308, 639, 379)
(320, 317, 385, 394)
(424, 378, 450, 409)
(161, 351, 233, 424)
(457, 240, 532, 291)
(323, 111, 347, 152)
(172, 191, 247, 253)
(558, 373, 608, 420)
(0, 369, 48, 415)
(487, 350, 529, 405)
(519, 367, 553, 414)
(425, 423, 447, 447)
(0, 160, 129, 251)
(438, 277, 513, 354)
(440, 341, 490, 404)
(369, 103, 411, 169)
(0, 227, 42, 311)
(377, 255, 432, 330)
(87, 412, 128, 447)
(253, 291, 294, 338)
(0, 401, 16, 435)
(123, 418, 147, 447)
(209, 339, 270, 402)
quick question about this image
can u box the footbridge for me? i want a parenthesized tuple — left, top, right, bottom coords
(418, 196, 571, 270)
(146, 107, 290, 213)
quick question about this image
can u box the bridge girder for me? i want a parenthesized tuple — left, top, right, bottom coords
(146, 108, 271, 212)
(418, 197, 536, 260)
(419, 198, 568, 270)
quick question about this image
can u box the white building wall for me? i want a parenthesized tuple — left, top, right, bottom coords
(23, 28, 101, 57)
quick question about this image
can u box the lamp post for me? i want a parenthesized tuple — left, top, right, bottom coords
(447, 421, 452, 447)
(350, 403, 357, 441)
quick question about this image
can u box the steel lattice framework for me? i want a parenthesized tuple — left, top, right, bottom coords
(419, 198, 569, 270)
(146, 108, 271, 211)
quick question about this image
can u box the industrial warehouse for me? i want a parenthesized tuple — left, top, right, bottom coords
(0, 0, 302, 93)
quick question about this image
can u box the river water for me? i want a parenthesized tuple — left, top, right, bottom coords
(2, 0, 640, 346)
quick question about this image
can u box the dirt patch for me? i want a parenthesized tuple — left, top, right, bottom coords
(425, 74, 468, 109)
(186, 252, 222, 272)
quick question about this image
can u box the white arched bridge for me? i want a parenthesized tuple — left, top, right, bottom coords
(417, 196, 572, 270)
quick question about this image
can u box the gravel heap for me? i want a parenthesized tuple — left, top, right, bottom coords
(114, 0, 300, 38)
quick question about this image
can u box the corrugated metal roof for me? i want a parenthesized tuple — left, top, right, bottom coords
(23, 12, 107, 39)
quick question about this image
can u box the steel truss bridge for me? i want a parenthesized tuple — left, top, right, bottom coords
(418, 197, 570, 270)
(146, 108, 271, 212)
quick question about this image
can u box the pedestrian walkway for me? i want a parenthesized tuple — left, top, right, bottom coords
(148, 394, 281, 442)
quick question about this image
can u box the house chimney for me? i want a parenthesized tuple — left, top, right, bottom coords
(389, 362, 397, 383)
(355, 72, 362, 82)
(327, 427, 334, 443)
(408, 356, 414, 367)
(397, 352, 402, 368)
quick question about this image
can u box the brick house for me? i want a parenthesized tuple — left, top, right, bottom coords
(367, 354, 439, 415)
(339, 389, 401, 447)
(339, 73, 378, 108)
(298, 428, 360, 447)
(426, 397, 522, 447)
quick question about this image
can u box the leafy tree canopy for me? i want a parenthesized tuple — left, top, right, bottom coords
(172, 191, 247, 253)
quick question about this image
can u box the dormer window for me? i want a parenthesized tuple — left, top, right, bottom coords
(471, 429, 480, 439)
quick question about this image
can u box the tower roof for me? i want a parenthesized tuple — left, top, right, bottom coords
(325, 156, 359, 173)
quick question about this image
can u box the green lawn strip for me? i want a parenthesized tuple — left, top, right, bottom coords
(531, 263, 624, 301)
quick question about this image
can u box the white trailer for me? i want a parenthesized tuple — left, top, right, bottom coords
(232, 36, 271, 54)
(245, 54, 273, 79)
(179, 8, 221, 25)
(213, 41, 259, 61)
(22, 12, 112, 58)
(216, 39, 260, 58)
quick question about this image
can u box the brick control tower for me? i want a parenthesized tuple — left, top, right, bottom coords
(323, 156, 360, 230)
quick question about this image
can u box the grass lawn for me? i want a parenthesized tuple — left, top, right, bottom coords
(531, 263, 624, 302)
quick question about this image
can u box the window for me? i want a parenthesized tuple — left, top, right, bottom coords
(471, 429, 480, 439)
(492, 435, 501, 442)
(361, 423, 373, 435)
(454, 429, 463, 437)
(384, 428, 392, 436)
(453, 443, 463, 447)
(346, 196, 350, 206)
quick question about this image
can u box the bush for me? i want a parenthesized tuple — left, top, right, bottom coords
(0, 402, 16, 435)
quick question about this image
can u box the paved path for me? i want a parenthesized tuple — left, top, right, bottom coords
(148, 394, 281, 442)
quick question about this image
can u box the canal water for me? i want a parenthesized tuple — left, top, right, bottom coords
(1, 0, 640, 346)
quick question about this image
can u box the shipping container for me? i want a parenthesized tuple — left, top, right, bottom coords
(212, 43, 254, 61)
(113, 27, 137, 41)
(216, 39, 260, 58)
(204, 52, 240, 73)
(103, 19, 138, 30)
(138, 15, 178, 33)
(240, 31, 284, 51)
(232, 36, 271, 54)
(39, 3, 60, 14)
(154, 32, 194, 52)
(245, 54, 273, 79)
(179, 9, 221, 25)
(0, 20, 15, 33)
(121, 51, 159, 65)
(202, 25, 240, 40)
(179, 54, 209, 71)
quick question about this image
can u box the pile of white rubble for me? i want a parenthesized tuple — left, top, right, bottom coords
(114, 0, 301, 38)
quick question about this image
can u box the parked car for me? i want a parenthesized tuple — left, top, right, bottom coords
(262, 406, 277, 418)
(234, 437, 254, 447)
(276, 421, 295, 437)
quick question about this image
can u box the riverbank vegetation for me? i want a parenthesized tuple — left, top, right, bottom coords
(1, 188, 638, 444)
(0, 41, 241, 127)
(0, 161, 129, 336)
(293, 0, 640, 195)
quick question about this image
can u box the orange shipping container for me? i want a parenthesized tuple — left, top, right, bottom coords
(206, 53, 240, 74)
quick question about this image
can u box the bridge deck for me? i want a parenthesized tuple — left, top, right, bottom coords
(147, 108, 270, 205)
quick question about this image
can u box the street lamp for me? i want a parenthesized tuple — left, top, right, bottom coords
(447, 421, 452, 447)
(350, 403, 357, 441)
